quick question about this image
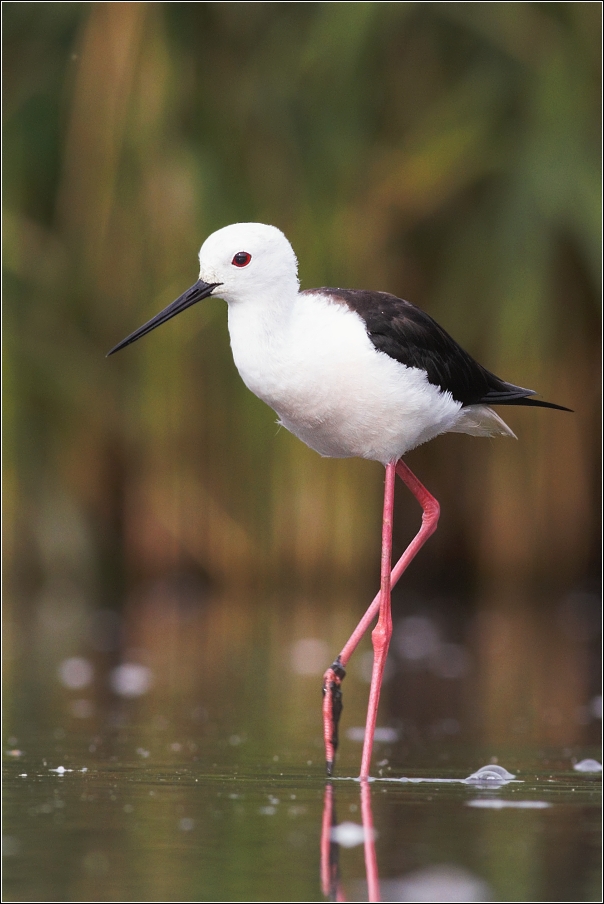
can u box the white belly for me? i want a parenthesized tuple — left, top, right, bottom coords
(228, 293, 463, 464)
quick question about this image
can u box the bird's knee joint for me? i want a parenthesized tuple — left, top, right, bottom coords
(423, 499, 440, 523)
(322, 660, 346, 700)
(330, 658, 346, 681)
(371, 622, 392, 652)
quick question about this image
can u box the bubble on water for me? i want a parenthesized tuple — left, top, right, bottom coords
(58, 657, 93, 690)
(178, 817, 195, 831)
(377, 864, 491, 902)
(464, 764, 515, 785)
(466, 797, 551, 810)
(288, 805, 306, 817)
(330, 821, 375, 847)
(110, 663, 152, 697)
(466, 799, 551, 809)
(346, 726, 399, 743)
(573, 758, 602, 773)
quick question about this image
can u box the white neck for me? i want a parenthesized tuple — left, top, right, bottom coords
(226, 282, 298, 399)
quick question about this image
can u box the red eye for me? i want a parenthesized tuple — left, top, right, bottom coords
(232, 251, 252, 267)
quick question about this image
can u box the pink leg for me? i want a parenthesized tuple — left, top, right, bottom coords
(359, 461, 396, 779)
(322, 458, 440, 776)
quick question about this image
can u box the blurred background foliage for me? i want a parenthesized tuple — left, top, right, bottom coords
(3, 2, 601, 758)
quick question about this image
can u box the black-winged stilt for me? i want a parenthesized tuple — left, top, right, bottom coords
(108, 222, 570, 778)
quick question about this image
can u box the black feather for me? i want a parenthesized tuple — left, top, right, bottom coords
(308, 289, 571, 412)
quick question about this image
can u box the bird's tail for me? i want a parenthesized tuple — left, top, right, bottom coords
(479, 379, 572, 412)
(449, 405, 517, 439)
(490, 395, 572, 412)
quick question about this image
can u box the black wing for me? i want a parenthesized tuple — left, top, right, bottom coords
(310, 288, 570, 411)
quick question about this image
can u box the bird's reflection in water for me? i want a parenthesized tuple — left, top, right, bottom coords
(321, 780, 380, 902)
(320, 783, 343, 902)
(320, 766, 510, 901)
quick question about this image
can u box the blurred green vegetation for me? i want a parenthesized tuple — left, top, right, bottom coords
(3, 1, 601, 754)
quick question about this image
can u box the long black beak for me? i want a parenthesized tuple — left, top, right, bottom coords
(107, 279, 221, 356)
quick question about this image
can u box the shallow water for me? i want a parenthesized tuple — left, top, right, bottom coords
(3, 727, 601, 902)
(4, 581, 601, 901)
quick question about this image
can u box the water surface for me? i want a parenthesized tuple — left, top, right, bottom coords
(4, 726, 600, 902)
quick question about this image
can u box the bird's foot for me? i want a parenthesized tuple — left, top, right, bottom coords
(322, 658, 346, 776)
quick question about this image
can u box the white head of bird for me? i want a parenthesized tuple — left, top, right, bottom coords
(198, 222, 299, 306)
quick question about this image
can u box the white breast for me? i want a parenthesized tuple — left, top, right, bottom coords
(227, 292, 463, 464)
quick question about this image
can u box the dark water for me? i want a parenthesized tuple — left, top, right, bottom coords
(3, 727, 601, 902)
(4, 581, 601, 901)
